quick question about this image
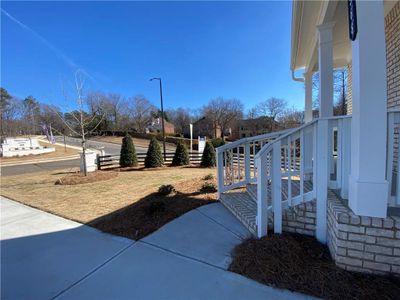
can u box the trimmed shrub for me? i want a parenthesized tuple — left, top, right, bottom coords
(172, 142, 190, 166)
(203, 174, 214, 180)
(201, 141, 216, 167)
(200, 182, 217, 193)
(145, 137, 164, 168)
(119, 133, 138, 167)
(211, 138, 225, 148)
(158, 184, 175, 195)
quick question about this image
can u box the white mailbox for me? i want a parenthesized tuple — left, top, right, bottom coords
(80, 151, 97, 173)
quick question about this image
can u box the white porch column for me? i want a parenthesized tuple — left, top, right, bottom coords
(349, 0, 388, 218)
(304, 72, 313, 122)
(317, 22, 335, 118)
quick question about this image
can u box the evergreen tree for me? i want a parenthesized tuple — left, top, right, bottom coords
(119, 133, 138, 167)
(172, 142, 190, 166)
(201, 141, 216, 167)
(145, 137, 164, 168)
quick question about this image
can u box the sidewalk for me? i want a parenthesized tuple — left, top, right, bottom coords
(1, 197, 315, 300)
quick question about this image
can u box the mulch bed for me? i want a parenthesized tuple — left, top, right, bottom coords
(229, 233, 400, 300)
(90, 178, 217, 240)
(55, 171, 118, 185)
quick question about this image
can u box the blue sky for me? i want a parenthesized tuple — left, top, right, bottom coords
(1, 1, 304, 112)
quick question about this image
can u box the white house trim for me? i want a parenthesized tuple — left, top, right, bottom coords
(348, 0, 389, 218)
(317, 22, 335, 118)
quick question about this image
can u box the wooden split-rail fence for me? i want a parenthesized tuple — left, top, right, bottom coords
(97, 152, 204, 169)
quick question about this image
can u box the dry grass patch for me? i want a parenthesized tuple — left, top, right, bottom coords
(1, 167, 216, 224)
(91, 136, 176, 150)
(229, 233, 400, 300)
(55, 171, 118, 185)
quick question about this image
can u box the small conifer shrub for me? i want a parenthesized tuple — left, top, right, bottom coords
(119, 133, 138, 167)
(200, 141, 216, 167)
(172, 142, 190, 166)
(145, 137, 164, 168)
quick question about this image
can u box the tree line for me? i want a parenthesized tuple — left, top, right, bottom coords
(0, 67, 348, 140)
(0, 87, 301, 139)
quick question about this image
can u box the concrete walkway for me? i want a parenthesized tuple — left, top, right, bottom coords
(1, 197, 314, 300)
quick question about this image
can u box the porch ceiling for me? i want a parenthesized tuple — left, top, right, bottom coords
(290, 0, 396, 73)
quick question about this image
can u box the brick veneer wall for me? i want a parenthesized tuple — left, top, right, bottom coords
(282, 200, 316, 236)
(327, 191, 400, 275)
(386, 1, 400, 110)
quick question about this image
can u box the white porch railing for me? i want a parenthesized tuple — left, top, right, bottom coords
(387, 109, 400, 207)
(254, 116, 352, 242)
(216, 130, 290, 197)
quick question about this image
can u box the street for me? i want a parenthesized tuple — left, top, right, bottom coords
(1, 137, 143, 176)
(1, 136, 179, 176)
(1, 159, 80, 176)
(54, 136, 149, 154)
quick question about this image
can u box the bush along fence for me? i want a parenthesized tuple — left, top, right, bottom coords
(97, 152, 203, 169)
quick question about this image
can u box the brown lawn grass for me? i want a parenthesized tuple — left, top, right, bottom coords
(55, 171, 119, 185)
(91, 136, 176, 150)
(1, 167, 216, 224)
(0, 140, 79, 164)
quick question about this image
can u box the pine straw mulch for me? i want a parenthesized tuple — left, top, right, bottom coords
(90, 177, 217, 240)
(54, 171, 118, 185)
(229, 233, 400, 300)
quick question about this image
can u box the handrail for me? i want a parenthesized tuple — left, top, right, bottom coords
(254, 115, 352, 160)
(217, 128, 292, 152)
(255, 120, 317, 160)
(254, 115, 352, 239)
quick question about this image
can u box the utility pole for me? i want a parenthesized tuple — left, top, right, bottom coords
(150, 77, 167, 160)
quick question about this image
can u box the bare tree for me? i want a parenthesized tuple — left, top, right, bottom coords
(1, 88, 13, 137)
(167, 107, 191, 134)
(202, 97, 243, 139)
(242, 106, 277, 136)
(86, 92, 123, 133)
(39, 104, 65, 133)
(256, 97, 287, 130)
(107, 93, 122, 131)
(23, 96, 40, 134)
(1, 89, 24, 137)
(311, 67, 348, 116)
(333, 69, 348, 116)
(257, 97, 287, 121)
(56, 71, 105, 176)
(129, 95, 156, 133)
(279, 107, 303, 129)
(246, 107, 259, 119)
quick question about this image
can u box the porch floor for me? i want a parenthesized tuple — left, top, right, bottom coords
(219, 180, 313, 235)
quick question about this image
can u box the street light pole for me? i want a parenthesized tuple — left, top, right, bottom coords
(150, 77, 167, 161)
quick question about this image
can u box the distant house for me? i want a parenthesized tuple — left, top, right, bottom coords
(147, 117, 175, 135)
(230, 116, 282, 140)
(183, 116, 221, 139)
